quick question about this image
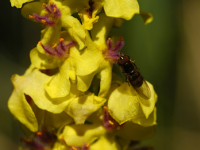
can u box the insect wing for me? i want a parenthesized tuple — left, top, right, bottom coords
(135, 80, 151, 99)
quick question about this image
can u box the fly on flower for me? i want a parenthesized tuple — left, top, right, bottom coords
(117, 54, 151, 99)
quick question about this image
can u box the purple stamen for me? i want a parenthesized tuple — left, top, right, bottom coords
(70, 146, 80, 150)
(29, 2, 61, 26)
(82, 143, 90, 150)
(112, 40, 124, 51)
(21, 138, 47, 150)
(35, 128, 57, 146)
(39, 39, 75, 58)
(103, 106, 123, 131)
(106, 38, 113, 50)
(104, 37, 125, 63)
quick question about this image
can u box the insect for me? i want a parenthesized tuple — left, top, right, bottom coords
(117, 54, 151, 99)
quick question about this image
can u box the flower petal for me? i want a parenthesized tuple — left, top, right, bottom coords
(98, 61, 112, 98)
(79, 0, 103, 30)
(63, 124, 106, 147)
(10, 0, 33, 8)
(61, 16, 86, 50)
(30, 47, 61, 69)
(90, 135, 121, 150)
(91, 12, 114, 50)
(45, 60, 71, 98)
(132, 107, 157, 127)
(44, 111, 74, 129)
(8, 73, 39, 132)
(108, 82, 140, 124)
(115, 121, 155, 141)
(21, 1, 43, 18)
(139, 11, 153, 25)
(65, 93, 106, 124)
(104, 0, 139, 20)
(138, 81, 157, 119)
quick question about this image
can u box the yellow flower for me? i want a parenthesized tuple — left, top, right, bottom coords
(10, 0, 34, 8)
(108, 81, 157, 126)
(8, 65, 107, 132)
(58, 107, 155, 150)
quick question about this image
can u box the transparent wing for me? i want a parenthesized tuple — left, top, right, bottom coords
(135, 80, 151, 99)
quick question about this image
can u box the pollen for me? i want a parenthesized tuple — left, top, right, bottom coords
(36, 131, 42, 135)
(119, 36, 124, 41)
(52, 43, 57, 48)
(109, 120, 114, 125)
(103, 106, 108, 110)
(72, 146, 78, 150)
(59, 38, 64, 42)
(41, 20, 47, 24)
(29, 15, 35, 19)
(54, 7, 57, 13)
(86, 143, 90, 147)
(38, 41, 42, 46)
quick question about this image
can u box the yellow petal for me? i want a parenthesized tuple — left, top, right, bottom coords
(91, 12, 114, 50)
(53, 141, 70, 150)
(45, 60, 71, 98)
(65, 93, 106, 124)
(115, 121, 155, 141)
(12, 66, 72, 114)
(104, 0, 139, 20)
(21, 1, 43, 18)
(77, 72, 97, 92)
(108, 82, 140, 124)
(79, 0, 103, 30)
(61, 16, 86, 50)
(44, 111, 74, 129)
(10, 0, 33, 8)
(138, 81, 157, 119)
(90, 135, 121, 150)
(139, 11, 153, 25)
(132, 107, 157, 127)
(30, 47, 61, 69)
(63, 124, 106, 147)
(98, 61, 112, 98)
(38, 21, 62, 54)
(8, 74, 38, 132)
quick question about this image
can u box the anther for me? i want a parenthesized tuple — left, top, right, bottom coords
(42, 3, 46, 7)
(109, 120, 114, 125)
(38, 41, 42, 46)
(50, 1, 53, 6)
(108, 38, 111, 41)
(103, 106, 108, 110)
(29, 15, 35, 19)
(59, 38, 64, 42)
(86, 143, 90, 147)
(54, 7, 57, 13)
(52, 43, 57, 48)
(36, 132, 42, 136)
(119, 36, 124, 41)
(27, 139, 32, 142)
(72, 146, 77, 150)
(41, 20, 46, 24)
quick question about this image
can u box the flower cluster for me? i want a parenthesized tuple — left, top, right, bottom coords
(8, 0, 156, 150)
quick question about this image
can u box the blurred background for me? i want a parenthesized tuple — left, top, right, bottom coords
(1, 0, 200, 149)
